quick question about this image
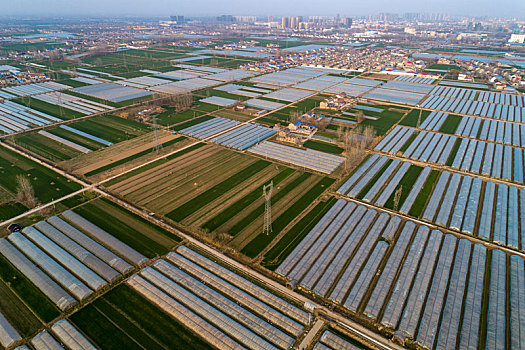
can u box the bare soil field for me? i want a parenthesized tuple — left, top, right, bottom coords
(59, 130, 179, 176)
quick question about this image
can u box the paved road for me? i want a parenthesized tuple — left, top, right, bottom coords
(298, 319, 325, 349)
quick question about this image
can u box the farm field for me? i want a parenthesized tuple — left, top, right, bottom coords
(107, 144, 334, 253)
(59, 131, 188, 180)
(0, 146, 82, 221)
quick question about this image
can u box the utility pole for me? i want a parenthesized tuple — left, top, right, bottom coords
(151, 113, 162, 154)
(263, 181, 273, 235)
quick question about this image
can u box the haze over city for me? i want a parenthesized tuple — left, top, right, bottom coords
(1, 0, 525, 17)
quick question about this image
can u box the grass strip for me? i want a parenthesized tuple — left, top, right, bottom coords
(383, 165, 423, 210)
(408, 169, 440, 217)
(446, 138, 462, 166)
(303, 140, 344, 154)
(439, 114, 463, 134)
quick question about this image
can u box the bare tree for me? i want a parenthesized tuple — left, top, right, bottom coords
(356, 110, 365, 124)
(16, 175, 38, 208)
(393, 186, 402, 211)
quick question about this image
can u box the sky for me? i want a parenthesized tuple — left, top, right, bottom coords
(1, 0, 524, 18)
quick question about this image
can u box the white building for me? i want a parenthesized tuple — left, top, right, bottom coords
(508, 34, 525, 44)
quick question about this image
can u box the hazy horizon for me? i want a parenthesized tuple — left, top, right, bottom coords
(1, 0, 524, 19)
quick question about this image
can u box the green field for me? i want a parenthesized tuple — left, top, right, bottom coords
(426, 63, 462, 71)
(67, 115, 150, 143)
(13, 132, 81, 162)
(156, 107, 205, 126)
(360, 109, 406, 136)
(303, 140, 344, 154)
(399, 109, 431, 127)
(439, 114, 462, 134)
(70, 284, 212, 350)
(47, 127, 106, 151)
(73, 198, 180, 258)
(0, 146, 81, 217)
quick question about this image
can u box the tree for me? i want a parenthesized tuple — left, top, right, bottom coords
(393, 186, 402, 211)
(16, 175, 38, 208)
(356, 110, 365, 124)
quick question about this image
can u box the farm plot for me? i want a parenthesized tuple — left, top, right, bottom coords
(1, 81, 70, 98)
(60, 130, 186, 179)
(179, 116, 240, 139)
(363, 87, 426, 106)
(149, 78, 219, 94)
(325, 82, 374, 96)
(263, 88, 314, 103)
(30, 320, 97, 350)
(393, 76, 436, 84)
(277, 197, 525, 350)
(313, 330, 368, 349)
(13, 131, 85, 162)
(108, 145, 267, 216)
(249, 141, 344, 174)
(62, 114, 150, 144)
(125, 245, 309, 350)
(375, 127, 456, 165)
(73, 83, 153, 103)
(13, 124, 113, 162)
(377, 123, 525, 184)
(244, 98, 286, 110)
(0, 100, 62, 134)
(207, 123, 276, 150)
(32, 92, 114, 115)
(0, 146, 81, 220)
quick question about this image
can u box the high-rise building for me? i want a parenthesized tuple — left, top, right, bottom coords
(217, 15, 235, 22)
(170, 16, 185, 24)
(282, 17, 289, 28)
(344, 18, 352, 28)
